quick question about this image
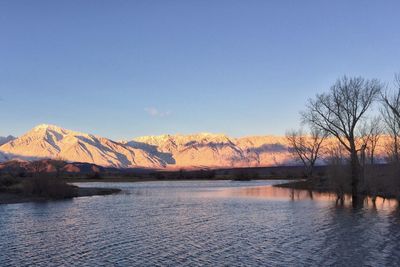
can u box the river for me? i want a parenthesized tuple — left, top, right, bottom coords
(1, 180, 399, 266)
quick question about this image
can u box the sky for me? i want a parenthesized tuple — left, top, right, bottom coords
(1, 0, 400, 140)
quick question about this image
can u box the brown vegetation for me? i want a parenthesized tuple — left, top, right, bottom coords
(302, 76, 382, 205)
(0, 176, 77, 199)
(286, 128, 327, 178)
(20, 176, 77, 199)
(283, 74, 400, 205)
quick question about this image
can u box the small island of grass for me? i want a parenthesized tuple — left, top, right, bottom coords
(0, 176, 121, 205)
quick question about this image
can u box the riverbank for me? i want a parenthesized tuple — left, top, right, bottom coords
(0, 175, 121, 205)
(275, 179, 400, 200)
(275, 180, 326, 191)
(65, 176, 281, 183)
(0, 187, 121, 205)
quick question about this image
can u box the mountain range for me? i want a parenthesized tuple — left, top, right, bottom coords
(0, 124, 389, 169)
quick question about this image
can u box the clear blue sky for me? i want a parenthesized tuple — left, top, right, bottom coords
(1, 1, 399, 140)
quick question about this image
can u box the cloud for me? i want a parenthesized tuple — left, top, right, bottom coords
(144, 107, 171, 118)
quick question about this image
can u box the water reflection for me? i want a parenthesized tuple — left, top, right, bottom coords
(210, 184, 399, 212)
(1, 180, 400, 266)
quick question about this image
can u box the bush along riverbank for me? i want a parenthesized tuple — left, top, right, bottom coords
(0, 176, 121, 205)
(275, 164, 400, 205)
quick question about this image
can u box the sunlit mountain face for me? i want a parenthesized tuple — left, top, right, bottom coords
(0, 124, 390, 169)
(0, 125, 165, 169)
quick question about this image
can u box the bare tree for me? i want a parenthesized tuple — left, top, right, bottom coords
(381, 104, 400, 163)
(30, 160, 43, 176)
(302, 76, 382, 205)
(382, 74, 400, 121)
(286, 128, 327, 178)
(52, 156, 66, 178)
(358, 116, 383, 165)
(325, 140, 350, 203)
(381, 74, 400, 163)
(325, 140, 349, 166)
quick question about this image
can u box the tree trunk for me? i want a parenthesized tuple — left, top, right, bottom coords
(350, 140, 360, 207)
(370, 147, 374, 165)
(394, 135, 399, 163)
(350, 151, 360, 207)
(307, 163, 313, 179)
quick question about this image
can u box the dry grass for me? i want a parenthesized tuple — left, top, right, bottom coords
(20, 176, 77, 199)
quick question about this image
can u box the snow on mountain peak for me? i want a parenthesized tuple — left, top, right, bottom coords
(32, 124, 71, 134)
(133, 132, 230, 144)
(34, 124, 60, 130)
(0, 124, 393, 169)
(0, 124, 167, 168)
(29, 124, 95, 140)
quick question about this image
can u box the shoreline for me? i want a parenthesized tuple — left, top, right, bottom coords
(275, 180, 400, 201)
(66, 177, 291, 183)
(0, 178, 287, 205)
(0, 187, 121, 205)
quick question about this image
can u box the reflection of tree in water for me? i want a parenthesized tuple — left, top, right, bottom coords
(315, 205, 400, 265)
(385, 206, 400, 264)
(307, 189, 314, 200)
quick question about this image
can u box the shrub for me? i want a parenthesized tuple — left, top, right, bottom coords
(233, 171, 251, 181)
(22, 177, 77, 199)
(152, 172, 166, 180)
(0, 176, 21, 192)
(0, 176, 20, 187)
(86, 172, 102, 180)
(326, 162, 351, 199)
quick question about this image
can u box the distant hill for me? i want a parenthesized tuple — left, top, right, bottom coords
(0, 124, 166, 169)
(0, 159, 112, 174)
(0, 124, 389, 169)
(126, 133, 293, 168)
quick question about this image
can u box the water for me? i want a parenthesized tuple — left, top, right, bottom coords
(1, 180, 400, 266)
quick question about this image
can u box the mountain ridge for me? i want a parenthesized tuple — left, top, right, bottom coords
(0, 124, 390, 169)
(0, 124, 166, 168)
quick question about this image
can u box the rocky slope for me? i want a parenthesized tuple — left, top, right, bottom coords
(0, 125, 165, 168)
(126, 134, 293, 168)
(0, 124, 391, 169)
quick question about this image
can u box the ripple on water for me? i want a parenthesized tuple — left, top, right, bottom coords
(1, 180, 400, 266)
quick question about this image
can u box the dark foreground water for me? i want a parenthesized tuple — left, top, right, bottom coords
(1, 180, 400, 266)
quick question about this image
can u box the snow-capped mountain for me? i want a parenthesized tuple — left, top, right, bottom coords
(0, 124, 166, 168)
(0, 125, 295, 168)
(0, 124, 390, 169)
(125, 133, 293, 168)
(127, 133, 249, 168)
